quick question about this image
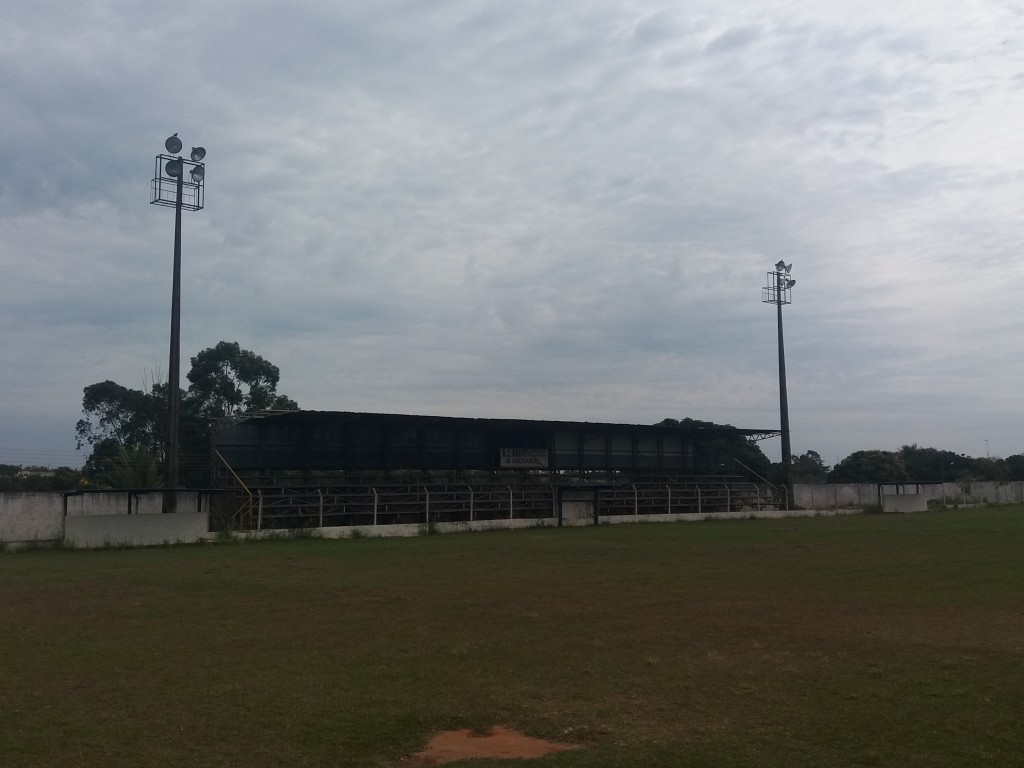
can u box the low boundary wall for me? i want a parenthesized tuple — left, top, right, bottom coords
(882, 494, 928, 513)
(794, 481, 1024, 509)
(64, 512, 210, 549)
(239, 507, 871, 541)
(0, 491, 212, 548)
(235, 517, 555, 541)
(3, 482, 1023, 548)
(0, 493, 64, 544)
(599, 508, 865, 525)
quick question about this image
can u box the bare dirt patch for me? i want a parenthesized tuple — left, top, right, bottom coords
(412, 725, 581, 765)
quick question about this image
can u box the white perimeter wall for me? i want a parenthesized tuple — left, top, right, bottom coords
(795, 481, 1024, 509)
(64, 512, 209, 549)
(0, 493, 64, 543)
(0, 492, 209, 546)
(2, 483, 1022, 546)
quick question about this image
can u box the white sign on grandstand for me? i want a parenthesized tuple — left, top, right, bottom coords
(500, 448, 549, 469)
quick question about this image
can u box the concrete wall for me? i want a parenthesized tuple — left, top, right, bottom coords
(0, 493, 64, 543)
(795, 484, 877, 509)
(881, 494, 928, 513)
(236, 517, 557, 541)
(64, 512, 210, 549)
(0, 492, 211, 546)
(560, 488, 595, 527)
(4, 482, 1023, 547)
(600, 508, 865, 526)
(561, 501, 594, 526)
(63, 492, 207, 517)
(241, 508, 870, 541)
(794, 481, 1024, 509)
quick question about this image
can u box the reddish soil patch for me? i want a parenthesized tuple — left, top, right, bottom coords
(413, 725, 581, 765)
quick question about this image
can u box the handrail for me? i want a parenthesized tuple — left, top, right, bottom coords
(214, 449, 255, 530)
(733, 458, 776, 489)
(733, 458, 784, 510)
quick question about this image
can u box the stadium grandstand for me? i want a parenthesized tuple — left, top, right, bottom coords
(211, 411, 782, 529)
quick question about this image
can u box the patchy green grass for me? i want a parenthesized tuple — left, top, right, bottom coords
(1, 508, 1022, 767)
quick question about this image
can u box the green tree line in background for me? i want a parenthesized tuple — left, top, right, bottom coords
(826, 445, 1024, 485)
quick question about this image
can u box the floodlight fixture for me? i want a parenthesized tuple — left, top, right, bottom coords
(784, 263, 792, 274)
(190, 165, 205, 182)
(165, 158, 183, 177)
(190, 146, 206, 162)
(787, 279, 796, 288)
(775, 259, 786, 271)
(165, 134, 182, 154)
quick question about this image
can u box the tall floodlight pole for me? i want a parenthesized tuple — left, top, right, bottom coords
(151, 134, 206, 513)
(763, 261, 795, 508)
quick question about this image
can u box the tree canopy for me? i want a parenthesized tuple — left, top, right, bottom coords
(76, 341, 298, 487)
(659, 417, 772, 476)
(828, 450, 909, 483)
(791, 450, 830, 483)
(824, 445, 1022, 484)
(187, 341, 298, 419)
(0, 466, 84, 492)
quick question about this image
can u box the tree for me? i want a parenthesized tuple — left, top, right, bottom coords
(659, 417, 772, 476)
(791, 450, 830, 483)
(94, 445, 163, 489)
(75, 380, 163, 454)
(0, 467, 84, 492)
(898, 444, 1011, 483)
(187, 341, 298, 419)
(1004, 455, 1024, 481)
(898, 444, 965, 481)
(972, 457, 1010, 484)
(77, 341, 298, 486)
(828, 450, 909, 483)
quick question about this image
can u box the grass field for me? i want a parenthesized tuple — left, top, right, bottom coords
(2, 508, 1022, 767)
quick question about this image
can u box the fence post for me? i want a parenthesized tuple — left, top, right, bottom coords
(257, 490, 263, 531)
(372, 487, 378, 527)
(318, 489, 323, 529)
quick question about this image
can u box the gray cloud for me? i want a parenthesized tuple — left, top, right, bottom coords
(3, 0, 1024, 468)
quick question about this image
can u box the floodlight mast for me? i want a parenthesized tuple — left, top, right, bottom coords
(762, 262, 795, 508)
(150, 134, 206, 513)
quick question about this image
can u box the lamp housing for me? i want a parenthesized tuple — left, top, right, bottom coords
(150, 153, 205, 211)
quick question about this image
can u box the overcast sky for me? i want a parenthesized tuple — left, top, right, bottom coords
(3, 0, 1023, 469)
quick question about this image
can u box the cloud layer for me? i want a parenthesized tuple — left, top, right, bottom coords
(3, 0, 1024, 468)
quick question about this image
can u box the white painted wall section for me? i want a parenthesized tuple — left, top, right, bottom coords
(64, 512, 209, 548)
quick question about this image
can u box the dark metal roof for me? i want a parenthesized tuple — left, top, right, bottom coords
(213, 410, 779, 474)
(219, 409, 778, 438)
